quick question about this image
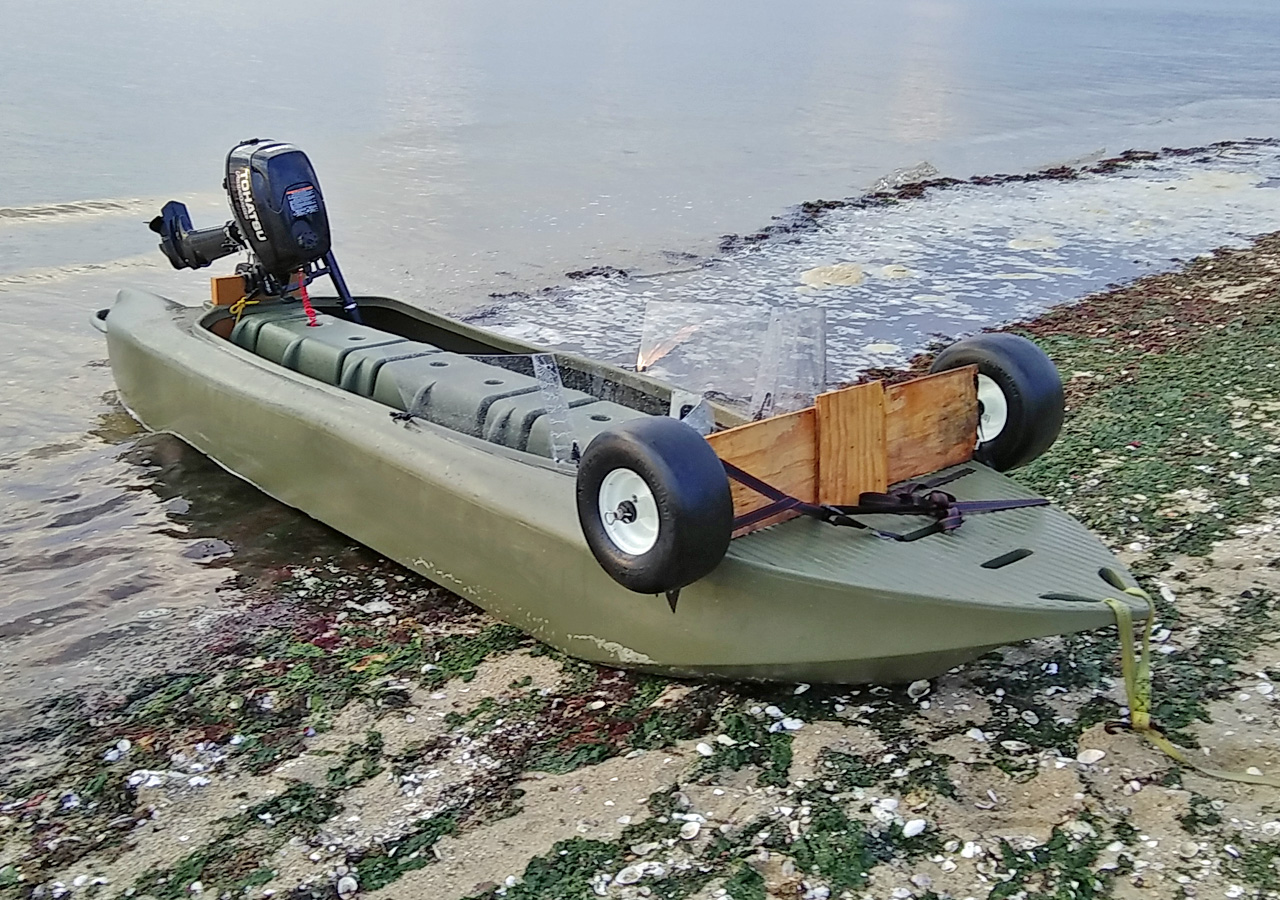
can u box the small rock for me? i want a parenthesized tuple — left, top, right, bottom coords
(794, 683, 811, 695)
(764, 705, 784, 719)
(587, 700, 606, 711)
(696, 743, 714, 757)
(1077, 748, 1106, 765)
(715, 734, 737, 746)
(189, 882, 203, 894)
(1021, 709, 1040, 725)
(1178, 841, 1200, 859)
(780, 718, 804, 731)
(1000, 740, 1031, 752)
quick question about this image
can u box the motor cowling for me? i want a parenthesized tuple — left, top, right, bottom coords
(224, 140, 332, 281)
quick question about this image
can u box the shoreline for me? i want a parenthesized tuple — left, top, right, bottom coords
(3, 233, 1280, 899)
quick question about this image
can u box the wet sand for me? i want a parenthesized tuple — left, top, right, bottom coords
(2, 232, 1279, 899)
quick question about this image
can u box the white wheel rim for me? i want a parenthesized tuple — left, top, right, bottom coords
(976, 373, 1009, 444)
(598, 468, 660, 556)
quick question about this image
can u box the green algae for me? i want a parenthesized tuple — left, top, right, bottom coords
(350, 812, 459, 892)
(691, 710, 793, 788)
(987, 821, 1113, 900)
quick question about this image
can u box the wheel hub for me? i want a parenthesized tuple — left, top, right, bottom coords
(598, 468, 660, 555)
(975, 374, 1009, 444)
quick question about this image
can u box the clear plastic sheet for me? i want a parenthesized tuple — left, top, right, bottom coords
(530, 352, 578, 466)
(636, 302, 773, 403)
(637, 301, 827, 418)
(668, 389, 715, 436)
(749, 308, 827, 419)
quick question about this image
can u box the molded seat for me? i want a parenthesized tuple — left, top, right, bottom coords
(373, 353, 541, 437)
(229, 305, 310, 353)
(256, 314, 405, 384)
(526, 401, 648, 458)
(230, 308, 654, 461)
(340, 343, 441, 397)
(482, 387, 599, 452)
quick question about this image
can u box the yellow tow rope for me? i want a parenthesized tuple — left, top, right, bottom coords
(228, 296, 259, 323)
(1103, 589, 1280, 788)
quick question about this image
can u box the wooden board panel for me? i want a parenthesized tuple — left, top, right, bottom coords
(707, 407, 816, 534)
(210, 274, 246, 306)
(884, 365, 978, 483)
(814, 382, 887, 505)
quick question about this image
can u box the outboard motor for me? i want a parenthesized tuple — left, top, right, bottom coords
(150, 139, 360, 322)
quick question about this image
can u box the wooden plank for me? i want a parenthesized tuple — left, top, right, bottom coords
(210, 274, 246, 306)
(884, 365, 978, 483)
(707, 407, 816, 534)
(814, 382, 887, 505)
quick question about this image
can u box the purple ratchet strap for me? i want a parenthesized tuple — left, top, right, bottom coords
(721, 462, 1049, 540)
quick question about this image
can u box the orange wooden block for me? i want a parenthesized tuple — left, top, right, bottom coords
(814, 382, 888, 505)
(210, 274, 246, 306)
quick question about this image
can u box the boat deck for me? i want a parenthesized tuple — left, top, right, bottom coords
(730, 462, 1135, 611)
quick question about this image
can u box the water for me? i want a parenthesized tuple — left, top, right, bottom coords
(480, 143, 1280, 398)
(2, 0, 1279, 727)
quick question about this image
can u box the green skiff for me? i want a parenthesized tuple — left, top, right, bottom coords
(98, 288, 1147, 684)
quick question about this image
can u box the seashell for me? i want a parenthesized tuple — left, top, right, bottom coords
(336, 875, 358, 898)
(1021, 710, 1040, 725)
(614, 866, 644, 885)
(907, 680, 930, 700)
(902, 819, 927, 838)
(1077, 748, 1106, 765)
(680, 821, 701, 840)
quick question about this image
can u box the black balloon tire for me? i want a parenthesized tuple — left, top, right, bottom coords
(929, 333, 1064, 471)
(576, 416, 733, 595)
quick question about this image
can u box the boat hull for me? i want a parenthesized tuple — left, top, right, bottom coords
(102, 289, 1146, 683)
